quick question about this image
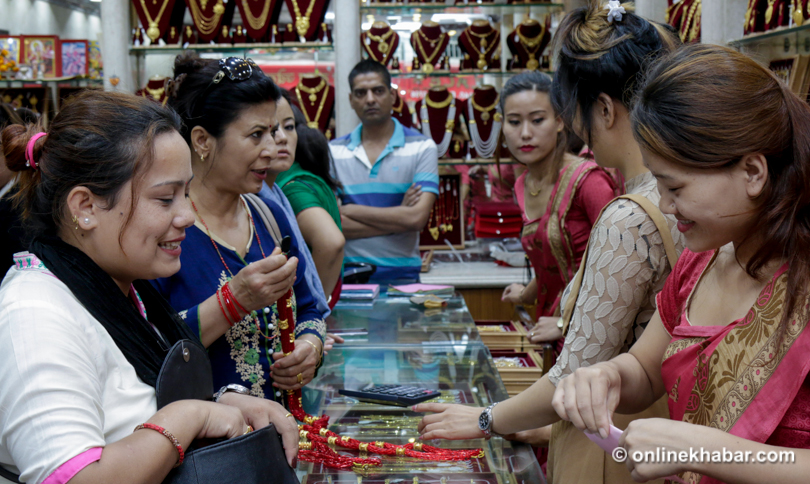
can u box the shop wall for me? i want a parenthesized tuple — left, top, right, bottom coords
(0, 0, 101, 40)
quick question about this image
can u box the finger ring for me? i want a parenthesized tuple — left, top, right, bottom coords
(244, 425, 253, 435)
(297, 373, 304, 384)
(285, 413, 294, 419)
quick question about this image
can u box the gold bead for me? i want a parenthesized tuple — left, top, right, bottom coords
(413, 442, 423, 451)
(328, 436, 337, 445)
(319, 428, 329, 436)
(359, 443, 369, 452)
(396, 447, 406, 456)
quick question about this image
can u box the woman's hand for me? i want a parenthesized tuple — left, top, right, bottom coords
(529, 317, 563, 343)
(619, 418, 697, 481)
(217, 393, 300, 467)
(271, 335, 321, 390)
(229, 247, 298, 313)
(401, 184, 422, 207)
(501, 283, 526, 304)
(503, 425, 552, 447)
(324, 333, 344, 354)
(551, 362, 622, 438)
(414, 403, 485, 440)
(195, 401, 250, 441)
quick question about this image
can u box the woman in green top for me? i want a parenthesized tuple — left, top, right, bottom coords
(277, 116, 344, 308)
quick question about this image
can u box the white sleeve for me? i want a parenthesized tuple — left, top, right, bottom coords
(0, 288, 106, 484)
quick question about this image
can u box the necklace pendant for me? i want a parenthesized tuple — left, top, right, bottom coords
(147, 22, 160, 42)
(296, 16, 310, 37)
(477, 58, 487, 70)
(213, 0, 225, 14)
(422, 63, 434, 74)
(481, 38, 488, 50)
(481, 111, 490, 122)
(378, 42, 389, 53)
(526, 56, 539, 71)
(307, 121, 318, 129)
(429, 226, 440, 240)
(309, 93, 317, 103)
(201, 0, 209, 9)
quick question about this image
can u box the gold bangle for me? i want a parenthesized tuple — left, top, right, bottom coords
(299, 338, 323, 366)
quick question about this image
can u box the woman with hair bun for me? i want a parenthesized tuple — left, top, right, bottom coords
(0, 90, 299, 484)
(152, 53, 326, 404)
(555, 42, 810, 484)
(416, 3, 682, 483)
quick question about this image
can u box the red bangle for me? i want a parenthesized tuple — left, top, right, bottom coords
(216, 288, 236, 327)
(219, 286, 242, 323)
(134, 423, 184, 468)
(222, 282, 249, 314)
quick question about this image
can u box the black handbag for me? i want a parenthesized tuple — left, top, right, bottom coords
(0, 340, 300, 484)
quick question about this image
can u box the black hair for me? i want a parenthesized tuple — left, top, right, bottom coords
(168, 52, 281, 145)
(294, 125, 340, 192)
(2, 91, 182, 239)
(348, 59, 391, 90)
(13, 107, 38, 125)
(0, 103, 23, 130)
(550, 1, 679, 143)
(499, 71, 554, 113)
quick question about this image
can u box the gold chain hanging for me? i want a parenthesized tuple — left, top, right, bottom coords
(295, 84, 329, 129)
(138, 0, 171, 41)
(296, 77, 327, 105)
(241, 0, 272, 31)
(187, 0, 225, 36)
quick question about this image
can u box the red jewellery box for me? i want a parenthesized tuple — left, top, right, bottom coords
(475, 320, 526, 349)
(490, 349, 544, 396)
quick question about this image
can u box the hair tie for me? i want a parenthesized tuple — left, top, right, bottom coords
(26, 132, 47, 170)
(605, 0, 627, 23)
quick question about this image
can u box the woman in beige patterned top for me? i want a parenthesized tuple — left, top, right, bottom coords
(415, 3, 681, 483)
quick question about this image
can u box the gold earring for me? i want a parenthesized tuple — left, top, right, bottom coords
(200, 153, 206, 163)
(71, 215, 79, 230)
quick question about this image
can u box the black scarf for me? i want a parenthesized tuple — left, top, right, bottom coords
(30, 235, 202, 387)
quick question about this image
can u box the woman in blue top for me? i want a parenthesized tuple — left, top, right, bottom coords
(152, 53, 325, 404)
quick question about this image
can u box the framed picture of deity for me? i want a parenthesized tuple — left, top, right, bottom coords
(60, 39, 89, 77)
(0, 36, 21, 64)
(21, 35, 61, 78)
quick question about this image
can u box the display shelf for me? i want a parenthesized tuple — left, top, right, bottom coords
(360, 1, 564, 15)
(391, 69, 552, 78)
(130, 42, 334, 56)
(0, 77, 103, 88)
(729, 23, 810, 47)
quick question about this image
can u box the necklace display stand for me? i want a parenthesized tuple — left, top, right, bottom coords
(132, 0, 178, 43)
(294, 74, 335, 135)
(410, 21, 449, 74)
(183, 0, 227, 42)
(506, 17, 550, 71)
(232, 25, 249, 43)
(361, 21, 399, 67)
(465, 85, 501, 159)
(416, 87, 461, 159)
(237, 0, 282, 40)
(391, 90, 414, 129)
(459, 20, 500, 71)
(138, 76, 169, 105)
(283, 0, 331, 41)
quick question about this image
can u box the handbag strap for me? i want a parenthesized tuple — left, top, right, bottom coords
(0, 466, 21, 483)
(560, 193, 679, 336)
(243, 193, 282, 248)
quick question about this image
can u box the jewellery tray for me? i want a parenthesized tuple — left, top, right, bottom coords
(489, 350, 544, 397)
(473, 320, 527, 350)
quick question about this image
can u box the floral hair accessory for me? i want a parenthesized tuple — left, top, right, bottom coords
(605, 0, 626, 23)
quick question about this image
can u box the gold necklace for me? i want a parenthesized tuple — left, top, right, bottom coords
(469, 93, 499, 123)
(517, 25, 545, 71)
(417, 28, 444, 48)
(424, 92, 453, 110)
(138, 0, 171, 41)
(464, 28, 499, 70)
(364, 29, 395, 54)
(527, 177, 544, 197)
(392, 95, 405, 114)
(145, 86, 165, 100)
(241, 0, 272, 31)
(414, 30, 446, 73)
(467, 27, 496, 50)
(291, 0, 317, 38)
(296, 78, 326, 105)
(187, 0, 225, 36)
(682, 0, 701, 41)
(295, 84, 328, 129)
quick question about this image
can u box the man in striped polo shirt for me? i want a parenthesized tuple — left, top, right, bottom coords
(330, 60, 438, 283)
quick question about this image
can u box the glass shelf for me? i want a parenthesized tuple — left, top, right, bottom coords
(130, 42, 334, 56)
(391, 69, 552, 78)
(729, 23, 810, 47)
(0, 77, 103, 88)
(360, 1, 564, 15)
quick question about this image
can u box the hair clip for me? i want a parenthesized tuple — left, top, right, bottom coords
(605, 0, 626, 23)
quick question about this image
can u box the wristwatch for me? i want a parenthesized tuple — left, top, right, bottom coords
(213, 383, 251, 402)
(478, 402, 499, 439)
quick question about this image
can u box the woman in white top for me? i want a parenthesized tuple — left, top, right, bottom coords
(415, 3, 683, 483)
(0, 90, 298, 484)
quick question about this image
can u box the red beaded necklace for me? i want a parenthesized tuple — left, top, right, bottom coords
(275, 289, 484, 470)
(191, 196, 275, 340)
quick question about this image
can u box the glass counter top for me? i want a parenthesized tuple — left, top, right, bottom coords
(296, 342, 545, 483)
(329, 292, 480, 346)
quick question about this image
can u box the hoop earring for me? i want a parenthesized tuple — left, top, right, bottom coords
(71, 215, 79, 230)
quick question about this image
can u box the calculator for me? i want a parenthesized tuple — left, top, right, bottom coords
(338, 384, 441, 407)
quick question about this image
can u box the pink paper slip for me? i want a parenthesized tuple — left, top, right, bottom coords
(585, 425, 686, 484)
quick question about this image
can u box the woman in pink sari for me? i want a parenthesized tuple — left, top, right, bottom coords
(552, 45, 810, 483)
(500, 71, 618, 331)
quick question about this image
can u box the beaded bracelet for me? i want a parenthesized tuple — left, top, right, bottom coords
(215, 288, 236, 327)
(219, 286, 242, 323)
(222, 282, 249, 314)
(133, 423, 184, 468)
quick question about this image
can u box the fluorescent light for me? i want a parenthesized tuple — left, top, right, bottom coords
(391, 21, 421, 31)
(90, 0, 101, 2)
